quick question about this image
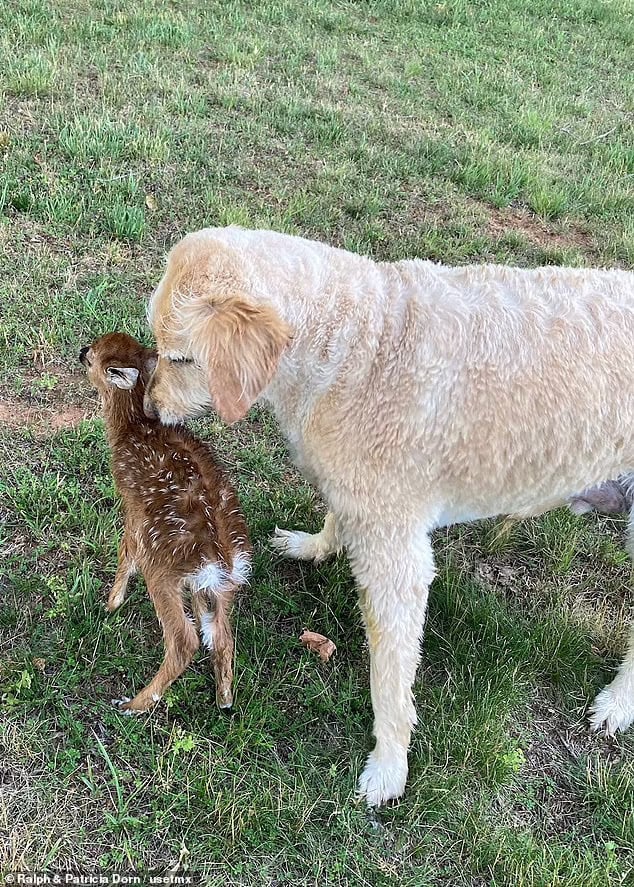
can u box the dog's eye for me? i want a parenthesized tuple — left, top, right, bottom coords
(169, 356, 194, 365)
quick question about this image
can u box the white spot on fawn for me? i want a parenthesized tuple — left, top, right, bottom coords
(200, 611, 214, 651)
(190, 561, 227, 591)
(230, 551, 252, 585)
(188, 550, 251, 593)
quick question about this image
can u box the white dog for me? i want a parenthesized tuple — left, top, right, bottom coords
(144, 226, 634, 806)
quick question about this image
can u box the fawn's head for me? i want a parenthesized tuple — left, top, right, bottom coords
(79, 333, 157, 399)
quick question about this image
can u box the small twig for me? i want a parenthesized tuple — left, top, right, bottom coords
(578, 126, 618, 146)
(556, 731, 579, 760)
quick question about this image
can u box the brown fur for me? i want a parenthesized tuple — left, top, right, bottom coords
(80, 332, 251, 712)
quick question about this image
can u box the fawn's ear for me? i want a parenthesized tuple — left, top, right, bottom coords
(106, 366, 140, 389)
(191, 294, 292, 424)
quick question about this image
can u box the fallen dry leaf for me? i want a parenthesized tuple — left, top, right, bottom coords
(32, 658, 46, 672)
(299, 629, 336, 663)
(145, 194, 158, 210)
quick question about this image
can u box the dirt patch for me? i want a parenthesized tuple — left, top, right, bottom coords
(483, 204, 597, 259)
(491, 698, 621, 839)
(0, 367, 97, 436)
(0, 400, 92, 434)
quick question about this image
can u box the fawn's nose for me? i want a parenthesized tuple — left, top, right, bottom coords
(79, 346, 89, 364)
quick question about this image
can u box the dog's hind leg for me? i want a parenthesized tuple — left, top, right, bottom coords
(271, 511, 341, 562)
(589, 505, 634, 733)
(347, 520, 435, 807)
(625, 505, 634, 561)
(589, 622, 634, 734)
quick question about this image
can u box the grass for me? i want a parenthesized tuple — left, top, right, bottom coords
(1, 0, 634, 883)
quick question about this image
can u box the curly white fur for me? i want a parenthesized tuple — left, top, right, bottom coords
(146, 226, 634, 805)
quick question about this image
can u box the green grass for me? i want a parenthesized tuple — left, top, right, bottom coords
(1, 0, 634, 883)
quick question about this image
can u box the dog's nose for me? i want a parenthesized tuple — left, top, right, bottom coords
(79, 346, 89, 364)
(143, 392, 158, 419)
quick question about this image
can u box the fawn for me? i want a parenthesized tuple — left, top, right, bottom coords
(80, 332, 251, 712)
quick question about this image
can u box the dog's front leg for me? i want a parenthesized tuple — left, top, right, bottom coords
(271, 511, 341, 562)
(348, 522, 435, 806)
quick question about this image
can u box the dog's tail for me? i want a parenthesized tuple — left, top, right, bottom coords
(569, 474, 634, 515)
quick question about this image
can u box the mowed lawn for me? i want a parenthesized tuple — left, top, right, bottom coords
(1, 0, 634, 883)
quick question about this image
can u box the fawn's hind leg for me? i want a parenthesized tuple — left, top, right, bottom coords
(114, 577, 199, 713)
(191, 585, 236, 709)
(107, 526, 137, 613)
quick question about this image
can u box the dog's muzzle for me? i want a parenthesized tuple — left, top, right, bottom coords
(143, 392, 159, 419)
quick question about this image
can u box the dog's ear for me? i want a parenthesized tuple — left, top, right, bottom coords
(193, 294, 292, 424)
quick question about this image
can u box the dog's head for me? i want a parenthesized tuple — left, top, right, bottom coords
(145, 232, 292, 425)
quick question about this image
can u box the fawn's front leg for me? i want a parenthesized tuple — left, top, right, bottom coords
(107, 527, 137, 613)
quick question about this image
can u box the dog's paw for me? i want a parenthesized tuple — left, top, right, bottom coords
(357, 750, 408, 807)
(589, 687, 634, 735)
(270, 527, 331, 562)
